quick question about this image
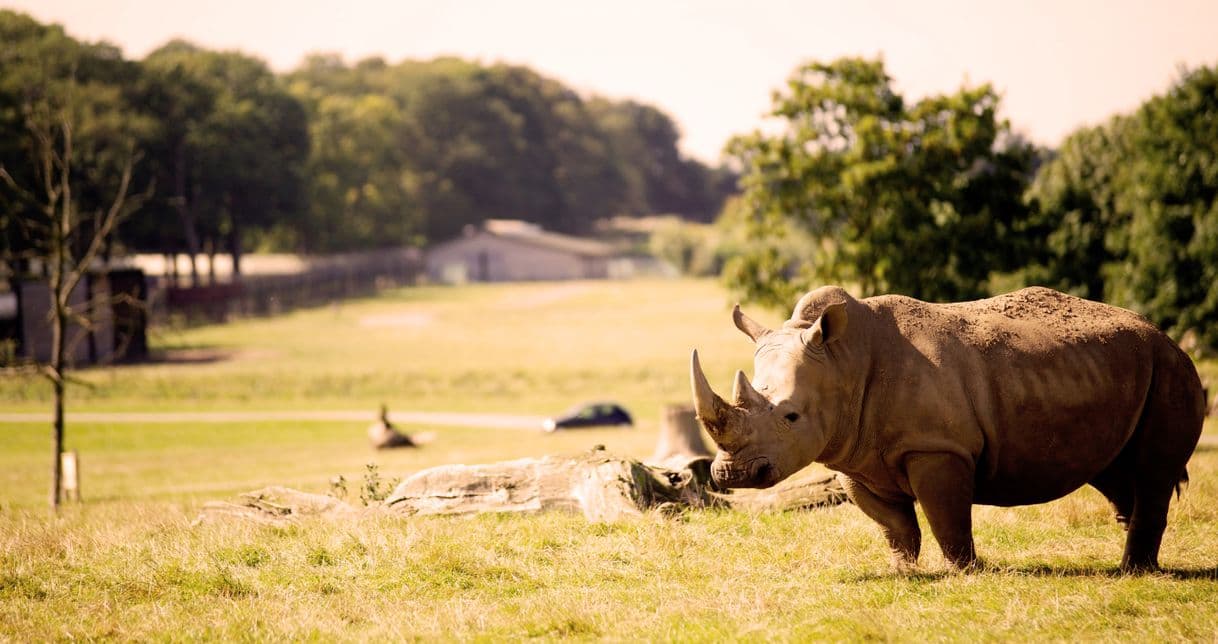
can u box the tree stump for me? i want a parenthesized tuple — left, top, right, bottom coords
(649, 403, 713, 470)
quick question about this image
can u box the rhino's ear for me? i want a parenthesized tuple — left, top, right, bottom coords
(800, 301, 848, 348)
(732, 304, 771, 343)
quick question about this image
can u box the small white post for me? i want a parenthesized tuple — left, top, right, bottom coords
(61, 450, 81, 502)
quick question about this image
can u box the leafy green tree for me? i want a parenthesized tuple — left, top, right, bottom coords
(0, 10, 147, 271)
(1033, 65, 1218, 347)
(1024, 120, 1134, 300)
(724, 57, 1039, 308)
(139, 42, 307, 279)
(288, 57, 715, 247)
(291, 88, 422, 251)
(288, 56, 441, 250)
(194, 51, 308, 274)
(134, 41, 215, 282)
(587, 98, 730, 221)
(1121, 66, 1218, 344)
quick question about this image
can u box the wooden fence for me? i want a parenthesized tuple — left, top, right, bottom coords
(156, 248, 422, 324)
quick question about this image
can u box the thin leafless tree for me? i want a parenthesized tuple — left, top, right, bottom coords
(0, 83, 146, 512)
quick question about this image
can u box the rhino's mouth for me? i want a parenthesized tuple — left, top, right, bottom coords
(711, 457, 779, 489)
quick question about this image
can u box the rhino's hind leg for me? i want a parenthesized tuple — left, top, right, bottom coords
(1120, 355, 1205, 573)
(1121, 432, 1192, 572)
(841, 475, 921, 570)
(1088, 452, 1136, 530)
(1122, 480, 1175, 572)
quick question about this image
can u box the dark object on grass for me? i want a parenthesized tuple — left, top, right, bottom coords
(368, 405, 416, 449)
(542, 401, 633, 432)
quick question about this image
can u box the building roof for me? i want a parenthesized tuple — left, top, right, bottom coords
(434, 220, 616, 258)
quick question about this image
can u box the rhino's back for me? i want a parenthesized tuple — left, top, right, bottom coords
(866, 286, 1162, 357)
(859, 287, 1188, 505)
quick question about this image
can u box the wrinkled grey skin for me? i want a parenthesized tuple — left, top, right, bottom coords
(692, 285, 1204, 572)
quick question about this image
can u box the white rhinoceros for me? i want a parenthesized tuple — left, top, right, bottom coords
(692, 285, 1204, 572)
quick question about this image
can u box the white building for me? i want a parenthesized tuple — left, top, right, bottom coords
(425, 220, 616, 283)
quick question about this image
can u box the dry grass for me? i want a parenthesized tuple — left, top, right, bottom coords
(4, 468, 1217, 640)
(2, 278, 1217, 641)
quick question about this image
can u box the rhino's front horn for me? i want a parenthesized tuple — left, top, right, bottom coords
(690, 350, 729, 429)
(731, 370, 766, 408)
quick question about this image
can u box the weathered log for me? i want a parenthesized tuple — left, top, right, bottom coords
(196, 485, 362, 526)
(727, 469, 849, 512)
(197, 449, 847, 526)
(383, 449, 725, 521)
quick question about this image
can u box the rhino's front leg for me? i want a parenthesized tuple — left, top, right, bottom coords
(840, 474, 921, 570)
(906, 452, 978, 569)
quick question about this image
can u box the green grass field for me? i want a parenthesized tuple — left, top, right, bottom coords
(2, 279, 1217, 640)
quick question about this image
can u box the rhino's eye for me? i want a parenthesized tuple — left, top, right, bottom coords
(784, 412, 800, 423)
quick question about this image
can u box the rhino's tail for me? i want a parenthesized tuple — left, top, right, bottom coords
(1175, 467, 1190, 499)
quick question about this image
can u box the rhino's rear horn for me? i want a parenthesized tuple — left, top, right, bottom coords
(733, 304, 772, 343)
(731, 370, 766, 408)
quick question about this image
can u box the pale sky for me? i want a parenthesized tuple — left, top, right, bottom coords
(6, 0, 1218, 163)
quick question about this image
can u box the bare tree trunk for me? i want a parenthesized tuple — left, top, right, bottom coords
(171, 143, 201, 287)
(227, 195, 242, 280)
(50, 365, 64, 511)
(206, 238, 217, 285)
(49, 245, 66, 513)
(47, 119, 72, 513)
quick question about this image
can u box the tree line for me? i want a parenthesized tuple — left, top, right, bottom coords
(5, 11, 1217, 351)
(0, 10, 734, 286)
(721, 57, 1218, 351)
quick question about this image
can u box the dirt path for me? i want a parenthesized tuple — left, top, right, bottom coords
(3, 411, 1213, 449)
(0, 410, 547, 430)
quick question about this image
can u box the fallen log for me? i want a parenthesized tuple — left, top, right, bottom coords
(197, 447, 848, 526)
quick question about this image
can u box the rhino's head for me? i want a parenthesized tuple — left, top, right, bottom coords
(692, 290, 851, 489)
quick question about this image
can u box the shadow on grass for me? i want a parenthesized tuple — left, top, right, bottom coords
(143, 347, 234, 365)
(1003, 563, 1218, 580)
(851, 562, 1218, 582)
(62, 345, 233, 371)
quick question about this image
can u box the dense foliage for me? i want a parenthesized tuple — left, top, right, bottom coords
(0, 11, 153, 268)
(723, 58, 1040, 308)
(0, 10, 732, 281)
(725, 56, 1218, 350)
(1028, 65, 1218, 347)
